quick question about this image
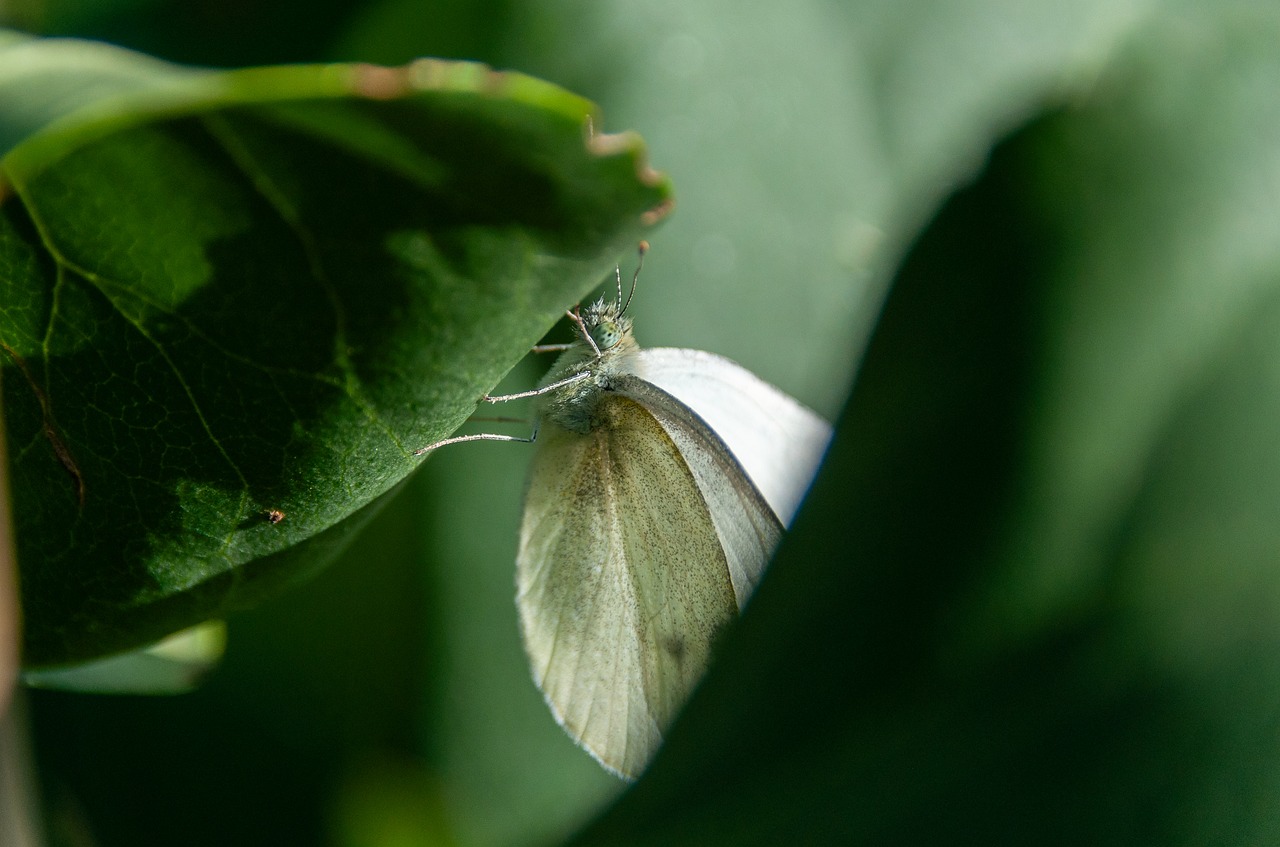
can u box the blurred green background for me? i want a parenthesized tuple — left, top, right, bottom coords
(7, 0, 1280, 845)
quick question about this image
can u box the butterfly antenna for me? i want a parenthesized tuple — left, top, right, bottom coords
(620, 241, 647, 317)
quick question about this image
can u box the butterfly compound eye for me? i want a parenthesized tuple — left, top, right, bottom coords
(594, 321, 620, 349)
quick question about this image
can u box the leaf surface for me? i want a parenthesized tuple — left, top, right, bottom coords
(0, 36, 671, 665)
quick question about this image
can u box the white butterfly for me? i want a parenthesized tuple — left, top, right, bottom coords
(418, 246, 831, 779)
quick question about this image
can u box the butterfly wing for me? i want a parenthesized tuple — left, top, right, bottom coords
(517, 394, 741, 779)
(610, 373, 785, 607)
(624, 348, 832, 527)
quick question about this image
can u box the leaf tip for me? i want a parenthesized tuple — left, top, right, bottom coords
(642, 198, 676, 226)
(586, 127, 673, 222)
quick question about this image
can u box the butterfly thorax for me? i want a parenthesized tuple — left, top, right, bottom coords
(536, 298, 639, 434)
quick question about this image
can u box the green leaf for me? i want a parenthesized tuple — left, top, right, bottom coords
(571, 6, 1280, 845)
(0, 34, 671, 666)
(21, 619, 225, 692)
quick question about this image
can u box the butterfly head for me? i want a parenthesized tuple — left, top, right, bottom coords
(576, 242, 647, 356)
(579, 298, 634, 353)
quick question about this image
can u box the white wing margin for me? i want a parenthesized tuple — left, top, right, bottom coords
(624, 348, 832, 527)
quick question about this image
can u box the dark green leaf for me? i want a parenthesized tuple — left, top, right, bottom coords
(0, 35, 670, 665)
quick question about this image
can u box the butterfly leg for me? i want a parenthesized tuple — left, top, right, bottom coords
(482, 370, 591, 403)
(413, 427, 538, 456)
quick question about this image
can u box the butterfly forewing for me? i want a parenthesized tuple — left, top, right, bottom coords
(517, 394, 738, 778)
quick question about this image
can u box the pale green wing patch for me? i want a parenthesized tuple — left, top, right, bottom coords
(516, 394, 737, 779)
(611, 374, 784, 607)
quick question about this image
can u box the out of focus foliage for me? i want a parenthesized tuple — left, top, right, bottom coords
(4, 1, 1280, 846)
